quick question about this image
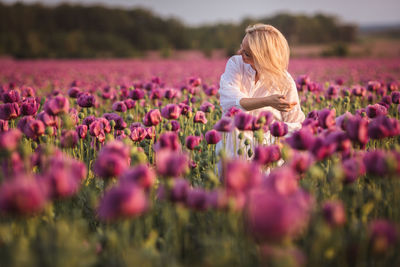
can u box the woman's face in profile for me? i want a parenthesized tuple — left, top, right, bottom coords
(238, 35, 255, 68)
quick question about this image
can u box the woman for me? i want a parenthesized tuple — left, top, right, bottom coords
(216, 24, 305, 174)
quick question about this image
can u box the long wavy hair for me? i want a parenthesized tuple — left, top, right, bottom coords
(244, 24, 291, 93)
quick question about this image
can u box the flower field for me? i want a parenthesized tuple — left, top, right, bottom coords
(0, 57, 399, 267)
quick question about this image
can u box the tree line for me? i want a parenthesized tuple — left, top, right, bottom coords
(0, 2, 357, 58)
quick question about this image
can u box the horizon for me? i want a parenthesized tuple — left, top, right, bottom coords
(2, 0, 400, 27)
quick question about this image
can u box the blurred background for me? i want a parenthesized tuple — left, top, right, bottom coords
(0, 0, 399, 59)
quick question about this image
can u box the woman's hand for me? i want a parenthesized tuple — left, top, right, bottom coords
(264, 94, 297, 112)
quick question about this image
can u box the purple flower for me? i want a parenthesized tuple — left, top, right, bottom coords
(67, 87, 81, 98)
(98, 184, 148, 222)
(368, 116, 400, 139)
(155, 149, 189, 177)
(322, 200, 346, 227)
(130, 126, 147, 142)
(225, 106, 241, 117)
(193, 111, 207, 124)
(40, 156, 86, 198)
(170, 120, 180, 132)
(285, 127, 315, 150)
(77, 92, 96, 108)
(234, 112, 253, 131)
(186, 188, 209, 211)
(270, 121, 288, 137)
(345, 116, 369, 147)
(335, 111, 353, 130)
(0, 102, 20, 120)
(44, 95, 69, 116)
(366, 104, 388, 118)
(311, 137, 337, 160)
(363, 150, 388, 176)
(223, 159, 262, 193)
(145, 126, 155, 140)
(318, 108, 336, 129)
(61, 130, 79, 148)
(143, 109, 162, 126)
(327, 85, 339, 98)
(20, 97, 40, 116)
(154, 132, 181, 151)
(0, 129, 22, 151)
(76, 125, 88, 139)
(391, 91, 400, 104)
(352, 86, 367, 97)
(0, 119, 8, 132)
(368, 220, 398, 254)
(178, 103, 192, 116)
(103, 113, 127, 130)
(245, 187, 312, 242)
(185, 135, 202, 150)
(2, 89, 20, 103)
(264, 167, 299, 196)
(161, 104, 181, 120)
(199, 101, 215, 113)
(214, 117, 234, 132)
(112, 101, 127, 113)
(342, 157, 365, 184)
(288, 152, 314, 174)
(367, 81, 381, 91)
(296, 75, 310, 86)
(93, 141, 130, 179)
(253, 145, 281, 165)
(124, 99, 136, 109)
(22, 118, 45, 140)
(119, 164, 156, 190)
(169, 178, 190, 203)
(129, 88, 145, 100)
(205, 129, 221, 144)
(0, 175, 47, 216)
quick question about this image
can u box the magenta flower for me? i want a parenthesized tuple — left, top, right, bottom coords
(345, 116, 369, 148)
(178, 102, 192, 115)
(367, 81, 381, 91)
(67, 87, 81, 98)
(193, 111, 207, 124)
(342, 157, 365, 184)
(130, 126, 147, 142)
(363, 150, 388, 176)
(145, 126, 155, 140)
(0, 119, 8, 132)
(245, 187, 312, 242)
(23, 119, 45, 140)
(143, 109, 162, 126)
(129, 88, 145, 100)
(170, 120, 180, 132)
(76, 125, 88, 139)
(2, 89, 20, 103)
(185, 135, 202, 150)
(368, 220, 398, 254)
(225, 106, 241, 117)
(37, 111, 57, 127)
(0, 129, 22, 152)
(254, 145, 281, 165)
(387, 81, 398, 91)
(366, 104, 388, 118)
(119, 164, 156, 191)
(61, 130, 79, 148)
(288, 152, 314, 174)
(352, 86, 367, 97)
(205, 129, 221, 144)
(296, 75, 310, 86)
(368, 115, 400, 139)
(264, 166, 299, 196)
(0, 102, 20, 120)
(93, 141, 130, 179)
(155, 149, 189, 177)
(112, 101, 127, 113)
(186, 188, 209, 211)
(0, 175, 47, 216)
(234, 112, 253, 131)
(223, 159, 262, 193)
(270, 121, 288, 137)
(391, 91, 400, 104)
(318, 108, 336, 129)
(335, 111, 353, 130)
(310, 137, 336, 161)
(98, 184, 148, 222)
(214, 117, 234, 132)
(322, 200, 346, 227)
(169, 178, 190, 203)
(77, 92, 96, 108)
(40, 156, 87, 198)
(154, 132, 181, 151)
(44, 95, 69, 116)
(161, 104, 181, 120)
(103, 113, 127, 130)
(285, 127, 315, 150)
(20, 97, 40, 116)
(200, 101, 215, 113)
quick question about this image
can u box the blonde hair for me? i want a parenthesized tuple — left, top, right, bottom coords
(244, 24, 291, 93)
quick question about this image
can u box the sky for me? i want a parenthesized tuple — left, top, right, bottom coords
(2, 0, 400, 26)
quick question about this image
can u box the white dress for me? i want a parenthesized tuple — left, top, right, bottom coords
(215, 55, 305, 175)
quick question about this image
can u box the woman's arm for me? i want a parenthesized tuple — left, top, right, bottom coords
(239, 94, 297, 112)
